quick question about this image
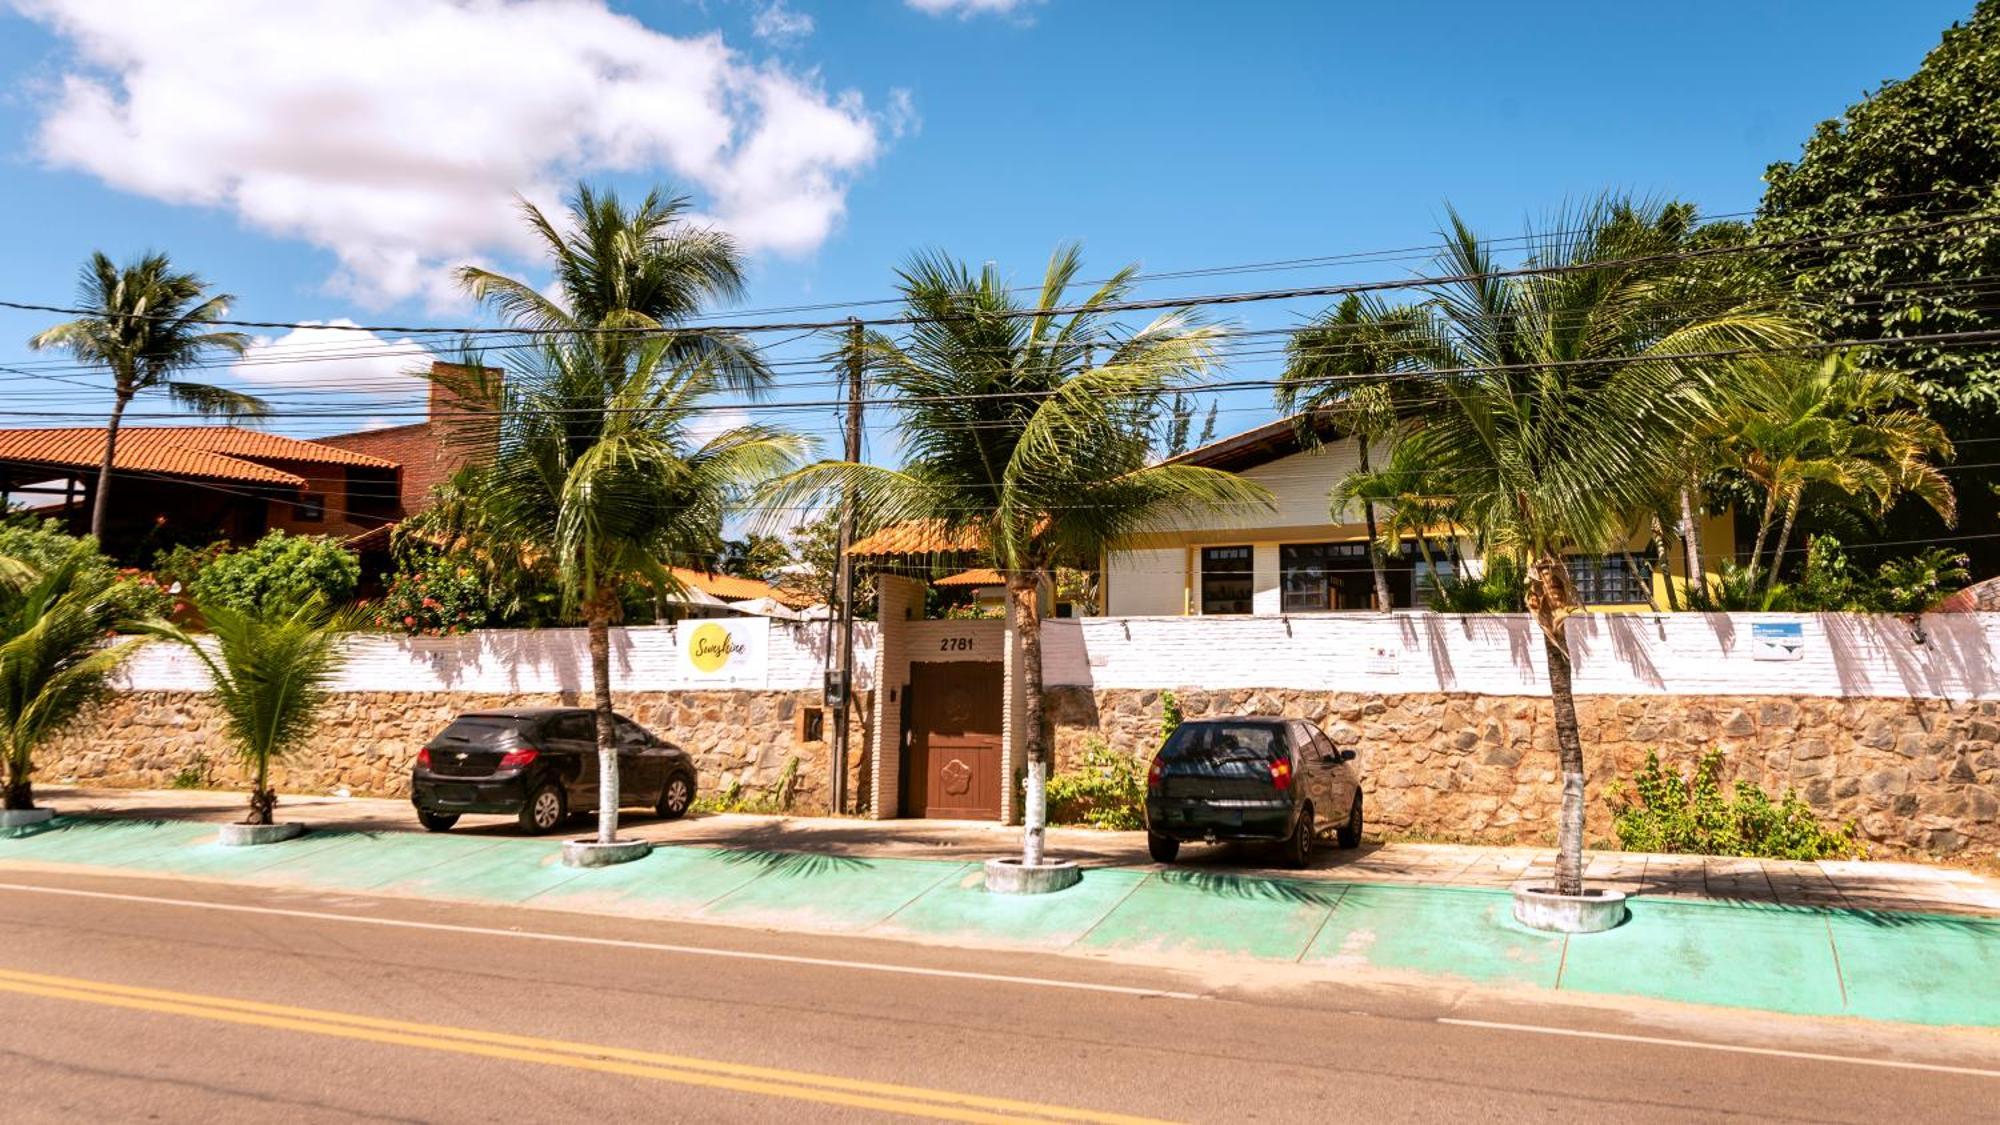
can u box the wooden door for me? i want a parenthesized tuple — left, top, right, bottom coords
(905, 661, 1003, 819)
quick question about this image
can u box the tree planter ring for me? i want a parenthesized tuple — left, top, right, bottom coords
(984, 857, 1082, 895)
(562, 837, 652, 868)
(1512, 886, 1628, 933)
(0, 808, 56, 834)
(217, 822, 306, 847)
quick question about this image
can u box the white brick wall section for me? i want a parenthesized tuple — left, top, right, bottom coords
(1041, 612, 2000, 701)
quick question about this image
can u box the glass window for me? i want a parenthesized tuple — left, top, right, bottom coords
(1568, 555, 1650, 605)
(1159, 721, 1286, 766)
(432, 717, 518, 747)
(1200, 546, 1254, 614)
(1278, 542, 1370, 612)
(1412, 558, 1456, 608)
(293, 493, 325, 522)
(550, 713, 595, 742)
(614, 716, 652, 746)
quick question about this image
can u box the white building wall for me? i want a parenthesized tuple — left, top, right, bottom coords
(1040, 612, 2000, 701)
(1251, 544, 1282, 614)
(1241, 441, 1364, 527)
(1105, 547, 1186, 616)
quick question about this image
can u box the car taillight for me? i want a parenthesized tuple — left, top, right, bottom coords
(1268, 757, 1293, 791)
(1147, 756, 1166, 791)
(416, 747, 431, 769)
(497, 747, 539, 770)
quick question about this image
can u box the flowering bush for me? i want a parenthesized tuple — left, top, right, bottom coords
(372, 548, 491, 635)
(194, 531, 359, 616)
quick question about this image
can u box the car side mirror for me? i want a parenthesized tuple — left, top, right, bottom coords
(1339, 749, 1358, 763)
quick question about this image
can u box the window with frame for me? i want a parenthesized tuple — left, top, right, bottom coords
(1199, 546, 1254, 614)
(1567, 554, 1650, 605)
(1278, 542, 1368, 612)
(1411, 557, 1456, 608)
(293, 493, 325, 522)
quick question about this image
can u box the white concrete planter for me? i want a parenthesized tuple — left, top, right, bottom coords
(0, 808, 56, 829)
(984, 857, 1083, 895)
(562, 837, 652, 868)
(1512, 885, 1629, 933)
(217, 822, 306, 847)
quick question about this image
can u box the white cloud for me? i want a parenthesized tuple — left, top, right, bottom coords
(885, 88, 920, 139)
(904, 0, 1042, 17)
(687, 406, 752, 449)
(751, 0, 813, 44)
(16, 0, 893, 309)
(230, 320, 432, 393)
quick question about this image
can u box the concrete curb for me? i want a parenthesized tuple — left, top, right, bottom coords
(1512, 886, 1629, 932)
(217, 823, 306, 847)
(562, 837, 653, 868)
(983, 857, 1083, 894)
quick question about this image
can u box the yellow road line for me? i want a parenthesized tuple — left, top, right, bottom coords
(0, 968, 1172, 1124)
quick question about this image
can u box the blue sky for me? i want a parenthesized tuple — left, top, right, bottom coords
(0, 0, 1977, 459)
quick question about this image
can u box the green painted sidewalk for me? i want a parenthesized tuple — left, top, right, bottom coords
(5, 816, 1996, 1029)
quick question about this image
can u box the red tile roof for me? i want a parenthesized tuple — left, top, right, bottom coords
(934, 568, 1005, 587)
(846, 520, 988, 557)
(0, 426, 398, 487)
(669, 567, 817, 607)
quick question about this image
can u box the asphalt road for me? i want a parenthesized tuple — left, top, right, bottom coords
(0, 869, 1995, 1123)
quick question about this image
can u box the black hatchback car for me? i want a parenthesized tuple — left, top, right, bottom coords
(1143, 717, 1363, 868)
(411, 708, 697, 834)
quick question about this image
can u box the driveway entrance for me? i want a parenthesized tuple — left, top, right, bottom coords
(903, 660, 1003, 819)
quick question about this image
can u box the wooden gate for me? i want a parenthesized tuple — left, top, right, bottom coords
(904, 661, 1003, 819)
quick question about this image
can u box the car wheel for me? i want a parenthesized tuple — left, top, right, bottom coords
(1283, 804, 1315, 869)
(1147, 832, 1180, 864)
(1337, 792, 1364, 849)
(519, 783, 566, 835)
(656, 773, 693, 820)
(416, 809, 459, 833)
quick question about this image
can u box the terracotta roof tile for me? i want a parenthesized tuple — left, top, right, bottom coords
(846, 520, 987, 557)
(668, 567, 805, 605)
(0, 426, 400, 490)
(934, 568, 1005, 587)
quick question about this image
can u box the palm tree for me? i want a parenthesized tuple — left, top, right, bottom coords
(0, 546, 139, 810)
(759, 245, 1270, 867)
(28, 252, 262, 541)
(142, 598, 346, 825)
(477, 335, 806, 846)
(1356, 198, 1806, 900)
(458, 183, 767, 388)
(1721, 353, 1954, 591)
(1278, 294, 1426, 611)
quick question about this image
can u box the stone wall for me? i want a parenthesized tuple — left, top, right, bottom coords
(39, 689, 867, 816)
(1047, 687, 2000, 854)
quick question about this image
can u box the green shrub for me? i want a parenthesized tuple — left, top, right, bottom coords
(1428, 554, 1527, 613)
(0, 517, 169, 624)
(152, 540, 230, 595)
(372, 547, 492, 635)
(1610, 750, 1864, 860)
(1047, 738, 1146, 830)
(1158, 689, 1182, 745)
(690, 757, 798, 814)
(192, 531, 359, 616)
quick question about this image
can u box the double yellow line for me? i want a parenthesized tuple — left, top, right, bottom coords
(0, 967, 1171, 1123)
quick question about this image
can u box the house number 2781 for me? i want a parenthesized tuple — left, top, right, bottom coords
(939, 636, 974, 652)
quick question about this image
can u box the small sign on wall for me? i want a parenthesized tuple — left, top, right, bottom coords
(1366, 645, 1400, 675)
(680, 618, 769, 686)
(1751, 621, 1806, 661)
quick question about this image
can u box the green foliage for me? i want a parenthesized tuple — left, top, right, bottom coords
(1427, 554, 1527, 613)
(192, 531, 360, 618)
(0, 543, 141, 808)
(170, 753, 212, 790)
(372, 547, 492, 635)
(1158, 689, 1182, 745)
(151, 540, 229, 597)
(1715, 536, 1972, 612)
(691, 757, 798, 815)
(717, 534, 794, 582)
(0, 518, 169, 624)
(1611, 750, 1864, 860)
(1759, 1, 2000, 418)
(1046, 738, 1146, 830)
(1872, 547, 1972, 614)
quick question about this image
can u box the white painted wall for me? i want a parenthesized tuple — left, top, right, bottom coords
(115, 620, 878, 695)
(1251, 544, 1282, 614)
(1041, 612, 2000, 701)
(1105, 547, 1185, 616)
(1242, 441, 1363, 527)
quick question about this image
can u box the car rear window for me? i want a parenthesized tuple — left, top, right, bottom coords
(1160, 722, 1286, 765)
(432, 717, 519, 747)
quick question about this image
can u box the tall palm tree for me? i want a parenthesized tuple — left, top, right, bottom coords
(479, 335, 806, 846)
(760, 245, 1270, 867)
(142, 598, 346, 825)
(1722, 353, 1954, 591)
(1278, 294, 1426, 611)
(458, 183, 767, 388)
(0, 546, 139, 810)
(1357, 198, 1807, 900)
(28, 252, 262, 541)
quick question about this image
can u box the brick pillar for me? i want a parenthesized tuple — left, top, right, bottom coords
(869, 575, 925, 819)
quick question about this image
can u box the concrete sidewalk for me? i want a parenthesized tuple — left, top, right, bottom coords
(30, 786, 2000, 916)
(4, 789, 1999, 1030)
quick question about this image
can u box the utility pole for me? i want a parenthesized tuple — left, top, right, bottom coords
(829, 318, 864, 816)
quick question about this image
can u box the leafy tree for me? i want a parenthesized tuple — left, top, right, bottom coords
(1352, 198, 1804, 897)
(0, 518, 169, 623)
(761, 244, 1269, 867)
(192, 531, 360, 617)
(784, 509, 870, 613)
(142, 598, 348, 825)
(372, 547, 492, 635)
(0, 545, 141, 809)
(717, 534, 794, 582)
(1154, 391, 1217, 457)
(27, 252, 263, 541)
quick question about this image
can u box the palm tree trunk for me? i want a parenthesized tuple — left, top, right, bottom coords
(90, 388, 134, 542)
(588, 605, 619, 845)
(1010, 573, 1049, 866)
(1766, 491, 1803, 595)
(1748, 486, 1780, 583)
(1545, 627, 1587, 898)
(1678, 482, 1705, 605)
(1358, 439, 1391, 612)
(249, 755, 275, 826)
(1653, 516, 1681, 612)
(4, 752, 32, 811)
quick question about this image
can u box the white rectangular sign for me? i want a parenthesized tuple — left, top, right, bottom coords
(1750, 621, 1806, 662)
(678, 617, 769, 687)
